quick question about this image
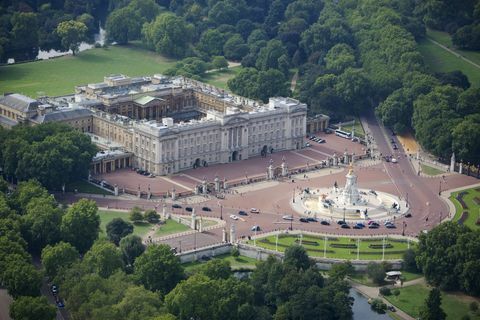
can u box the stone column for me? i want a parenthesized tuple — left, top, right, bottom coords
(281, 158, 288, 177)
(214, 176, 220, 192)
(459, 162, 463, 174)
(222, 228, 227, 242)
(137, 185, 141, 198)
(147, 185, 151, 200)
(230, 223, 236, 243)
(114, 184, 119, 196)
(450, 152, 455, 172)
(333, 153, 338, 166)
(162, 203, 167, 219)
(202, 179, 207, 194)
(199, 217, 203, 233)
(344, 151, 348, 164)
(191, 209, 197, 230)
(223, 178, 228, 190)
(268, 164, 274, 179)
(171, 188, 176, 201)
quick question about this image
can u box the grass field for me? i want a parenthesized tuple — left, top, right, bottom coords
(450, 187, 480, 230)
(0, 43, 177, 97)
(182, 253, 258, 273)
(202, 67, 241, 90)
(427, 29, 480, 67)
(247, 234, 413, 260)
(65, 180, 112, 195)
(420, 163, 445, 176)
(417, 37, 480, 88)
(384, 284, 480, 320)
(155, 219, 190, 237)
(99, 209, 152, 237)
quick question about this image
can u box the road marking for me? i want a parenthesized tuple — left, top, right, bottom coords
(305, 148, 332, 157)
(159, 176, 193, 191)
(292, 151, 322, 163)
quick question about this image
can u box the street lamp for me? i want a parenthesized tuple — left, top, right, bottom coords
(406, 192, 409, 208)
(438, 180, 442, 196)
(220, 204, 223, 220)
(292, 188, 295, 203)
(343, 207, 346, 223)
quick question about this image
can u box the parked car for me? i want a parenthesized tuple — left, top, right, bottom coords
(306, 217, 317, 222)
(282, 215, 294, 221)
(230, 214, 239, 220)
(250, 208, 260, 213)
(368, 224, 379, 229)
(56, 299, 65, 308)
(354, 223, 365, 229)
(341, 224, 351, 229)
(353, 225, 362, 229)
(386, 224, 396, 229)
(185, 207, 193, 212)
(299, 217, 309, 223)
(391, 158, 398, 163)
(172, 204, 182, 209)
(337, 220, 346, 225)
(238, 210, 248, 216)
(405, 213, 412, 218)
(202, 206, 212, 212)
(320, 220, 330, 225)
(51, 285, 58, 296)
(251, 225, 261, 231)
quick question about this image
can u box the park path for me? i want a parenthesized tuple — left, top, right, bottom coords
(427, 37, 480, 70)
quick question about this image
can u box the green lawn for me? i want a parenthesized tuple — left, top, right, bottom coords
(420, 163, 445, 176)
(65, 180, 112, 195)
(247, 234, 413, 260)
(98, 209, 152, 237)
(201, 66, 241, 90)
(0, 43, 177, 97)
(450, 187, 480, 230)
(384, 284, 480, 320)
(182, 253, 258, 273)
(155, 219, 190, 237)
(417, 37, 480, 88)
(427, 28, 480, 67)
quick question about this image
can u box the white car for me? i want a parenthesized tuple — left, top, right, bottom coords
(250, 208, 260, 213)
(251, 225, 261, 231)
(282, 215, 294, 221)
(229, 214, 239, 220)
(391, 158, 398, 163)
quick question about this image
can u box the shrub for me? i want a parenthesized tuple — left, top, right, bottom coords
(392, 289, 400, 296)
(231, 247, 240, 259)
(470, 301, 478, 313)
(370, 298, 387, 314)
(379, 287, 391, 296)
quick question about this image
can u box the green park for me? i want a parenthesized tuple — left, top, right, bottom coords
(450, 187, 480, 230)
(247, 234, 413, 260)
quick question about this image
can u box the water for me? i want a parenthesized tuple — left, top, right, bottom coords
(36, 26, 106, 60)
(350, 289, 392, 320)
(6, 26, 106, 64)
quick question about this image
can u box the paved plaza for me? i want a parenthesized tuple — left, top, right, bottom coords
(70, 112, 479, 252)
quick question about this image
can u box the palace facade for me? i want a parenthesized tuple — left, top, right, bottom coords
(0, 74, 324, 176)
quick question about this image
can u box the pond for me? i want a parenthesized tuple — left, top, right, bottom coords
(6, 26, 106, 64)
(350, 289, 392, 320)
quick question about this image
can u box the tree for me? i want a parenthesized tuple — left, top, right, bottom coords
(22, 196, 63, 253)
(223, 34, 249, 61)
(129, 207, 144, 224)
(419, 288, 446, 320)
(402, 248, 419, 273)
(61, 199, 100, 253)
(366, 262, 386, 285)
(106, 218, 134, 245)
(211, 56, 228, 70)
(106, 7, 141, 44)
(197, 29, 225, 56)
(3, 261, 42, 298)
(134, 244, 184, 295)
(9, 296, 56, 320)
(324, 43, 356, 74)
(10, 12, 39, 51)
(142, 13, 193, 58)
(111, 286, 163, 319)
(83, 240, 124, 278)
(144, 210, 160, 224)
(41, 241, 79, 279)
(255, 39, 288, 71)
(198, 259, 231, 280)
(284, 245, 312, 271)
(12, 180, 49, 214)
(329, 261, 354, 280)
(119, 234, 145, 267)
(55, 20, 88, 55)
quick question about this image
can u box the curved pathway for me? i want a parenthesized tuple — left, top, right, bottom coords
(427, 37, 480, 70)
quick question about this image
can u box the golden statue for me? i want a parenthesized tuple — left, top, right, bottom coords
(348, 161, 354, 175)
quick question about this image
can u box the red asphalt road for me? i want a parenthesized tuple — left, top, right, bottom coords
(59, 112, 478, 251)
